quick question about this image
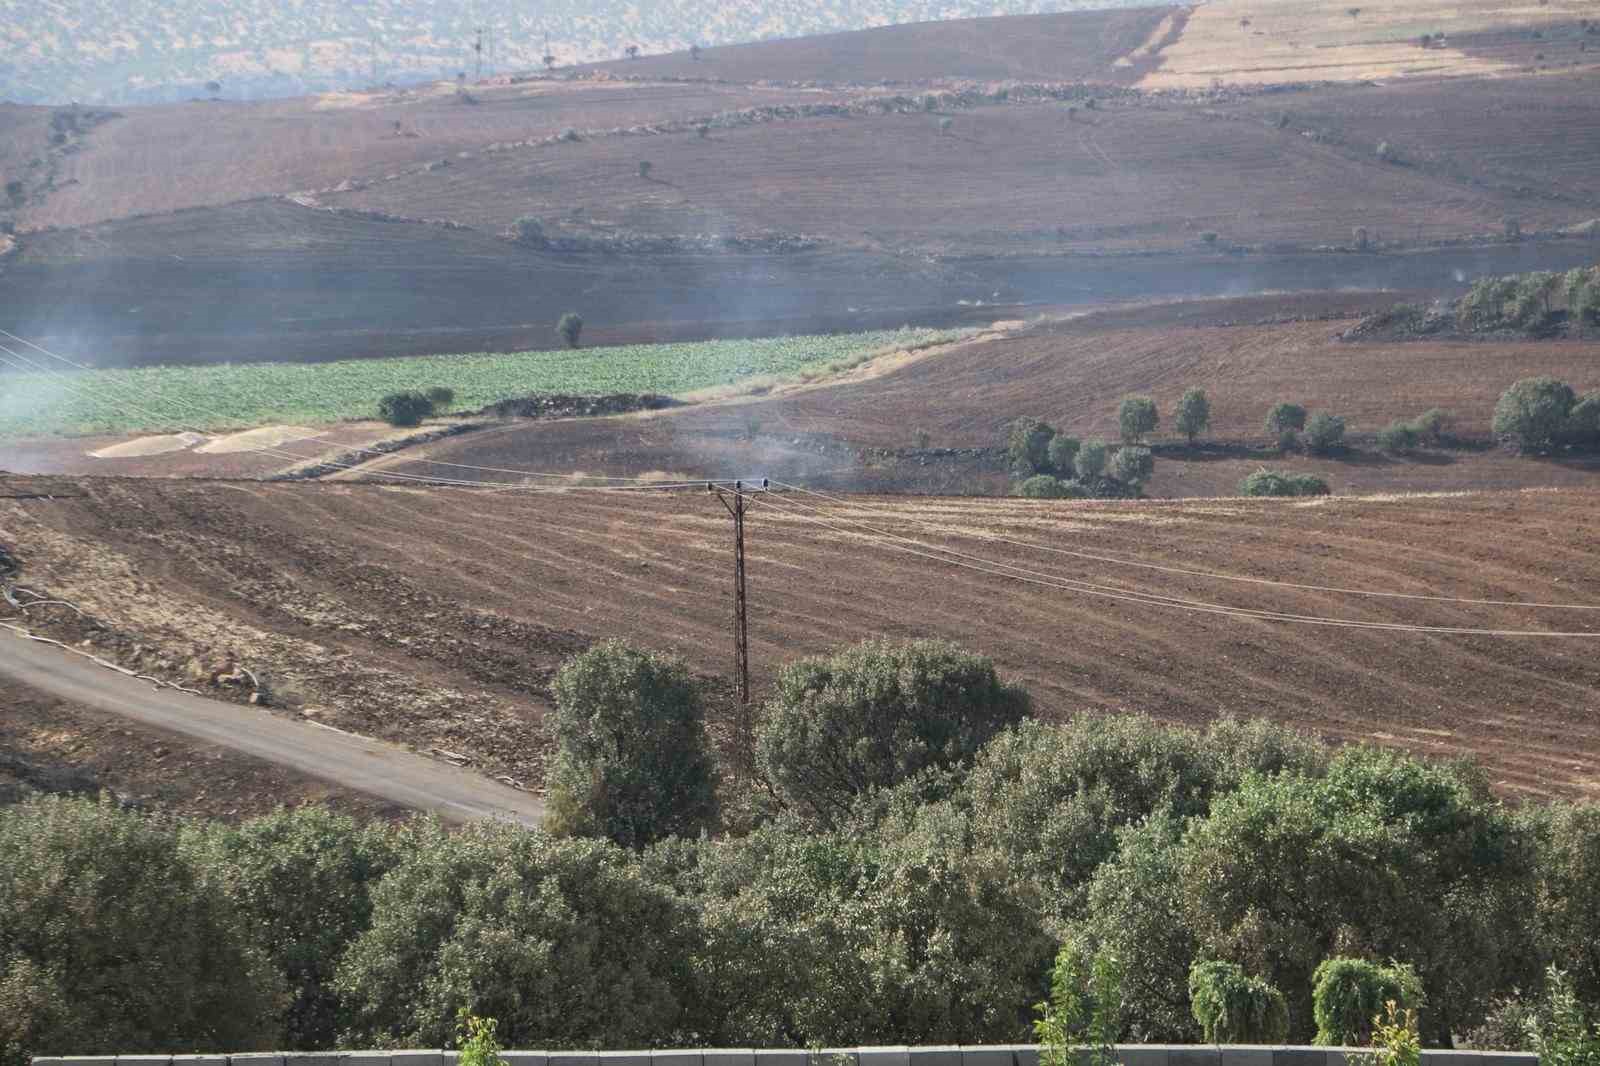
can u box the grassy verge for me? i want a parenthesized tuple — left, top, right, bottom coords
(0, 327, 974, 437)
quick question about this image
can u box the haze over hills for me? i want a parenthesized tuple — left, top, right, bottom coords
(1, 0, 1159, 105)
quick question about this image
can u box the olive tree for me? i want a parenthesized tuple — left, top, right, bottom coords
(1493, 377, 1576, 451)
(1009, 417, 1057, 475)
(1265, 403, 1307, 449)
(756, 639, 1030, 828)
(1304, 412, 1346, 455)
(1174, 388, 1211, 445)
(1119, 396, 1160, 443)
(1075, 439, 1111, 480)
(557, 311, 584, 348)
(1112, 445, 1155, 488)
(546, 640, 718, 848)
(1047, 434, 1081, 475)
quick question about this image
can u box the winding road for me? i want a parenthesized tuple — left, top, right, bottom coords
(0, 630, 546, 825)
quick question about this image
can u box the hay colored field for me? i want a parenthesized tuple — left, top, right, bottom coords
(0, 326, 968, 437)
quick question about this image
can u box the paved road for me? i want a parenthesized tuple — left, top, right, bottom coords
(0, 630, 546, 825)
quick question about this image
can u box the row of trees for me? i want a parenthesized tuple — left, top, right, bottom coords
(1457, 266, 1600, 338)
(3, 638, 1599, 1060)
(1007, 417, 1154, 498)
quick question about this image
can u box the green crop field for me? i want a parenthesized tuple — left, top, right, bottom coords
(0, 328, 972, 438)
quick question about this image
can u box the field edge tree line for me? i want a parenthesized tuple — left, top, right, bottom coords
(4, 638, 1599, 1062)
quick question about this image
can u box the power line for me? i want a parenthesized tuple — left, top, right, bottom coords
(769, 479, 1600, 613)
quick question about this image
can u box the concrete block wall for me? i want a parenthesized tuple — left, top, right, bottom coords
(32, 1046, 1542, 1066)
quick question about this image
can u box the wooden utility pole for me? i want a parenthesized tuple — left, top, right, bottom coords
(474, 28, 484, 80)
(710, 478, 765, 768)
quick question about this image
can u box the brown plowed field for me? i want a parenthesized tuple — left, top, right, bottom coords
(4, 81, 827, 230)
(3, 477, 1598, 799)
(323, 95, 1574, 254)
(385, 297, 1600, 498)
(580, 8, 1181, 85)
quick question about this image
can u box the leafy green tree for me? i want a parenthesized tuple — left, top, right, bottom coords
(1265, 403, 1308, 449)
(424, 386, 456, 411)
(1179, 748, 1538, 1045)
(1047, 434, 1082, 474)
(1311, 957, 1425, 1046)
(1564, 393, 1600, 448)
(1378, 421, 1421, 453)
(1075, 439, 1110, 480)
(1174, 388, 1211, 445)
(1119, 396, 1160, 443)
(557, 311, 584, 348)
(1304, 412, 1346, 455)
(1112, 445, 1154, 488)
(182, 806, 406, 1048)
(756, 639, 1030, 828)
(1009, 417, 1057, 475)
(378, 390, 434, 427)
(0, 797, 282, 1062)
(1528, 804, 1600, 1006)
(1036, 936, 1126, 1066)
(1526, 966, 1600, 1066)
(335, 820, 695, 1048)
(546, 640, 718, 848)
(1493, 377, 1577, 451)
(1189, 960, 1290, 1043)
(1019, 474, 1071, 499)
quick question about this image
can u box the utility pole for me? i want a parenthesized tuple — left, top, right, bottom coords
(710, 478, 765, 770)
(474, 27, 484, 81)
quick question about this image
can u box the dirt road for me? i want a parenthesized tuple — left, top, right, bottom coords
(0, 630, 546, 825)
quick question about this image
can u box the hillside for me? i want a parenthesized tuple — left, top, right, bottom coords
(3, 477, 1597, 798)
(1, 0, 1161, 105)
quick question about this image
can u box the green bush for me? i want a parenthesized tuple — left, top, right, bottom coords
(1018, 475, 1072, 499)
(545, 640, 718, 848)
(1239, 469, 1328, 497)
(424, 386, 456, 412)
(1494, 377, 1577, 451)
(334, 821, 695, 1048)
(1377, 421, 1422, 453)
(1304, 412, 1346, 455)
(1311, 958, 1425, 1046)
(1526, 966, 1600, 1066)
(1048, 434, 1082, 474)
(182, 806, 405, 1049)
(1112, 445, 1155, 487)
(1036, 937, 1126, 1066)
(1565, 393, 1600, 447)
(1265, 403, 1308, 449)
(557, 311, 584, 349)
(377, 390, 434, 427)
(755, 639, 1030, 828)
(1530, 805, 1600, 1006)
(1174, 388, 1211, 445)
(0, 797, 282, 1062)
(1009, 417, 1058, 475)
(1188, 960, 1290, 1044)
(511, 216, 546, 246)
(1119, 396, 1160, 443)
(1075, 439, 1110, 480)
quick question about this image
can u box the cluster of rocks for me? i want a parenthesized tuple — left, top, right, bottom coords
(475, 393, 682, 419)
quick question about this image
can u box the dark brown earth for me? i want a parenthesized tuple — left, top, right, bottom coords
(2, 476, 1598, 801)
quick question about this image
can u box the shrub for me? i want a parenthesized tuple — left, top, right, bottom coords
(1525, 966, 1600, 1066)
(1239, 469, 1328, 497)
(183, 807, 404, 1049)
(1008, 417, 1057, 475)
(1413, 408, 1453, 443)
(1112, 445, 1155, 487)
(511, 216, 546, 246)
(1531, 806, 1600, 1006)
(377, 390, 434, 427)
(756, 639, 1030, 828)
(1119, 396, 1160, 443)
(1188, 960, 1290, 1044)
(0, 797, 282, 1061)
(1311, 958, 1425, 1046)
(424, 386, 455, 411)
(1304, 412, 1346, 455)
(557, 311, 584, 349)
(334, 821, 695, 1048)
(1377, 420, 1421, 453)
(1047, 434, 1081, 474)
(1493, 377, 1577, 450)
(1354, 226, 1371, 250)
(545, 640, 717, 848)
(456, 1011, 507, 1066)
(1564, 393, 1600, 447)
(1075, 439, 1110, 480)
(638, 160, 653, 179)
(1265, 402, 1307, 449)
(1376, 141, 1395, 162)
(1174, 388, 1211, 445)
(1368, 1001, 1423, 1066)
(1036, 937, 1125, 1066)
(938, 117, 953, 136)
(1200, 231, 1220, 246)
(1019, 475, 1071, 499)
(559, 127, 581, 142)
